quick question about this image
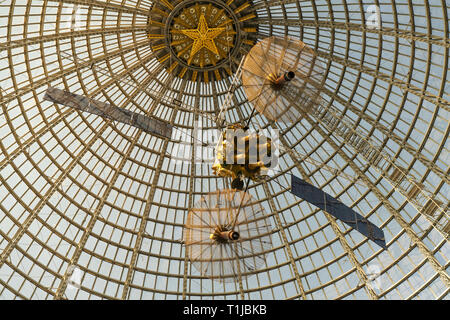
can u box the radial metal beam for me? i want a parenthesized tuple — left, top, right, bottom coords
(0, 121, 109, 269)
(304, 78, 449, 186)
(1, 39, 151, 107)
(233, 241, 246, 300)
(274, 133, 379, 300)
(46, 0, 152, 17)
(0, 49, 160, 174)
(278, 86, 449, 286)
(251, 19, 449, 47)
(53, 123, 136, 299)
(53, 65, 167, 299)
(290, 72, 449, 236)
(0, 53, 164, 274)
(296, 110, 450, 288)
(305, 99, 449, 239)
(207, 78, 247, 298)
(223, 76, 246, 126)
(182, 79, 199, 300)
(210, 80, 222, 128)
(261, 181, 307, 299)
(0, 25, 149, 50)
(223, 74, 307, 299)
(312, 49, 449, 111)
(121, 77, 185, 300)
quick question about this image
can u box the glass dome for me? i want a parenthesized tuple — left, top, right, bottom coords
(0, 0, 448, 300)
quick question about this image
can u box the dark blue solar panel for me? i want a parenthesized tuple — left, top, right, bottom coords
(291, 175, 386, 249)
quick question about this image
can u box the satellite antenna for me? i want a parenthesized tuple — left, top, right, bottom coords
(184, 189, 272, 282)
(241, 36, 324, 123)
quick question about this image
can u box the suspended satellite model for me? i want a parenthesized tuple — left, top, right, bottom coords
(43, 35, 390, 285)
(184, 36, 387, 284)
(211, 36, 325, 191)
(212, 123, 275, 190)
(208, 35, 387, 257)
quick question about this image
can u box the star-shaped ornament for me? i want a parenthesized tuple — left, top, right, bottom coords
(181, 15, 225, 65)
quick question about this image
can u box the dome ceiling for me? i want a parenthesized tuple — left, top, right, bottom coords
(0, 0, 448, 300)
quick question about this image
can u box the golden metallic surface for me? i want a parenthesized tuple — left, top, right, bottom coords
(170, 4, 235, 69)
(180, 15, 225, 65)
(146, 0, 256, 81)
(212, 125, 272, 182)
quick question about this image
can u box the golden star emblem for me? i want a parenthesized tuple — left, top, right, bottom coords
(180, 15, 225, 65)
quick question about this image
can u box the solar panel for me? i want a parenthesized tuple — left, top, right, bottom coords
(44, 87, 173, 139)
(291, 175, 387, 249)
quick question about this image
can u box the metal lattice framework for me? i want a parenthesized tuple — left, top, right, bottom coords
(0, 0, 448, 300)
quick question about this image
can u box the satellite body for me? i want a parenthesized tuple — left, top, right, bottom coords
(212, 124, 274, 187)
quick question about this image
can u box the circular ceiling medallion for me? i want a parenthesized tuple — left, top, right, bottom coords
(147, 0, 258, 82)
(170, 3, 236, 70)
